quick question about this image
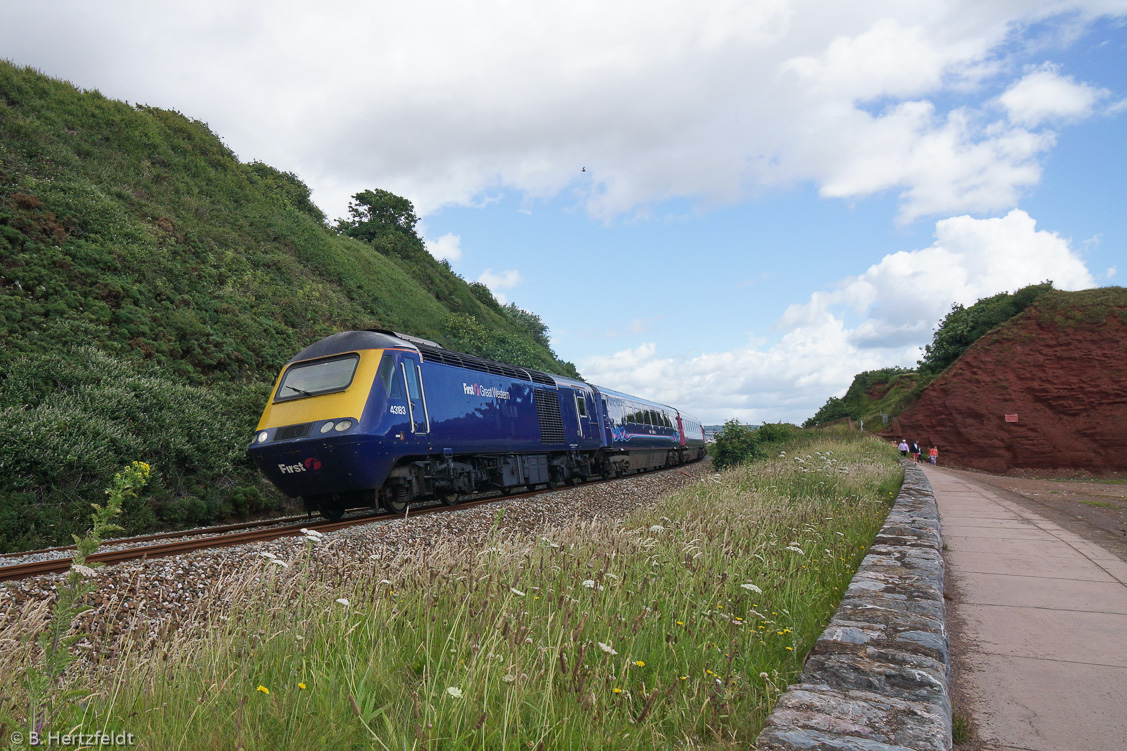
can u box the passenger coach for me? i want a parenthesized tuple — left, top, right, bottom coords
(249, 330, 705, 519)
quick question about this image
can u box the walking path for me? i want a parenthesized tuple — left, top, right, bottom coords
(924, 465, 1127, 751)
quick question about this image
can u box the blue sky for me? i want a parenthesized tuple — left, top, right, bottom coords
(3, 1, 1124, 424)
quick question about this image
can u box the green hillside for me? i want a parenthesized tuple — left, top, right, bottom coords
(0, 62, 575, 551)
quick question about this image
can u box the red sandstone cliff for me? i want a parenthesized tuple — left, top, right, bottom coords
(889, 288, 1127, 474)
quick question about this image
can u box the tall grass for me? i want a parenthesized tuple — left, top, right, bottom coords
(18, 435, 901, 749)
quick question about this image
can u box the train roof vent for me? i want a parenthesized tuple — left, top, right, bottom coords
(414, 343, 533, 382)
(526, 369, 557, 386)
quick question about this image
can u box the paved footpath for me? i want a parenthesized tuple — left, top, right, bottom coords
(923, 465, 1127, 751)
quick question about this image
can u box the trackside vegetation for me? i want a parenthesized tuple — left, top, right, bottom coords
(3, 434, 903, 749)
(0, 61, 574, 551)
(708, 420, 801, 470)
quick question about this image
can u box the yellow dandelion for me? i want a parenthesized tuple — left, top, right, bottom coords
(298, 682, 307, 690)
(256, 685, 270, 695)
(613, 687, 623, 694)
(680, 675, 688, 680)
(634, 660, 645, 667)
(785, 647, 793, 651)
(677, 621, 684, 626)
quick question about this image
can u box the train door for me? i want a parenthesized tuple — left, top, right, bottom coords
(401, 355, 430, 435)
(573, 389, 591, 438)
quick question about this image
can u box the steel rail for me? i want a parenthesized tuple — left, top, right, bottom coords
(0, 461, 702, 582)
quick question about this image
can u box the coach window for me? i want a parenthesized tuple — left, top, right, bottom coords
(575, 392, 588, 418)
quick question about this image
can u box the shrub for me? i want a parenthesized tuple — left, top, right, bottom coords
(710, 419, 763, 470)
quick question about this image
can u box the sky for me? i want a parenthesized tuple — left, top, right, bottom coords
(2, 1, 1125, 425)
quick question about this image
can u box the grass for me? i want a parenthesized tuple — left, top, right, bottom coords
(1079, 500, 1119, 509)
(6, 435, 902, 749)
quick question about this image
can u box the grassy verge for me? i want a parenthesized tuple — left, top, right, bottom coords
(18, 435, 901, 749)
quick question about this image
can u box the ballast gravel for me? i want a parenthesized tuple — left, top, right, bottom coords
(0, 462, 711, 654)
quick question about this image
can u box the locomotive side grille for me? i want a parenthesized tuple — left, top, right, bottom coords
(534, 389, 565, 444)
(274, 422, 314, 441)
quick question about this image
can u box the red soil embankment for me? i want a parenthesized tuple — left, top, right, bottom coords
(890, 298, 1127, 474)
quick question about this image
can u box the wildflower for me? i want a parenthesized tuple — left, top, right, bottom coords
(759, 672, 769, 679)
(648, 524, 665, 534)
(335, 598, 350, 607)
(634, 660, 645, 667)
(613, 688, 623, 694)
(511, 587, 526, 597)
(785, 546, 804, 555)
(676, 621, 684, 626)
(680, 675, 688, 680)
(598, 642, 618, 656)
(258, 552, 278, 560)
(581, 579, 604, 590)
(270, 559, 288, 568)
(72, 564, 98, 578)
(502, 674, 516, 683)
(256, 685, 270, 695)
(786, 647, 794, 651)
(446, 687, 463, 699)
(740, 583, 762, 594)
(298, 682, 307, 690)
(300, 528, 324, 539)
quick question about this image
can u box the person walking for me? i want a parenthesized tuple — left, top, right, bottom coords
(928, 445, 938, 465)
(898, 439, 909, 457)
(910, 440, 921, 462)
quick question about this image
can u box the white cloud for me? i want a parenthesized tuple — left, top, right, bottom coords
(1, 1, 1122, 222)
(477, 268, 523, 304)
(425, 232, 462, 262)
(581, 210, 1097, 424)
(1000, 64, 1110, 126)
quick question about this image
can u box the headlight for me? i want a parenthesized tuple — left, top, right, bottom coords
(335, 420, 352, 432)
(320, 422, 335, 434)
(257, 432, 268, 443)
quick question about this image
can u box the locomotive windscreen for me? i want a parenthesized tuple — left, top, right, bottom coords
(275, 354, 360, 402)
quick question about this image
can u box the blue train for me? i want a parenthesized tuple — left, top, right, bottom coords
(248, 330, 706, 519)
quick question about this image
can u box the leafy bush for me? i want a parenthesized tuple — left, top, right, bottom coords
(710, 419, 764, 470)
(0, 347, 281, 550)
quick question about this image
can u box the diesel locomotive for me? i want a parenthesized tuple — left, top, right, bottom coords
(248, 330, 706, 520)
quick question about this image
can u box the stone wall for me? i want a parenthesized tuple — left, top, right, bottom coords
(755, 462, 950, 751)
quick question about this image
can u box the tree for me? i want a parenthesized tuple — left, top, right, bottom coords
(502, 303, 551, 349)
(336, 189, 420, 244)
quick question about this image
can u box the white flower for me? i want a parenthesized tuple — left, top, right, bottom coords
(581, 580, 604, 591)
(502, 674, 516, 683)
(258, 552, 278, 560)
(300, 528, 325, 539)
(510, 587, 525, 597)
(740, 583, 763, 594)
(446, 686, 463, 699)
(335, 598, 350, 607)
(598, 642, 618, 655)
(648, 524, 665, 534)
(72, 564, 98, 578)
(270, 559, 289, 568)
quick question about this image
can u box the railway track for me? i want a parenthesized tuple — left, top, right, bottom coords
(0, 466, 697, 583)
